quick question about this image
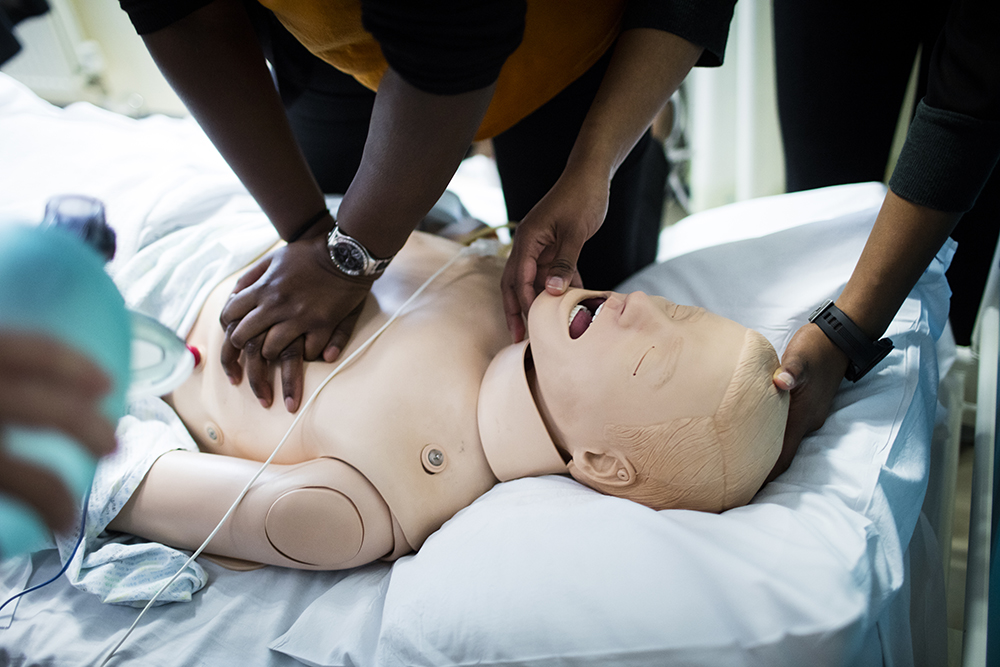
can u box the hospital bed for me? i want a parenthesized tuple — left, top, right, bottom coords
(0, 71, 961, 666)
(962, 237, 1000, 666)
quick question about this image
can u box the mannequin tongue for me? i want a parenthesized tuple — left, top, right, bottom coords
(569, 306, 593, 339)
(568, 298, 606, 339)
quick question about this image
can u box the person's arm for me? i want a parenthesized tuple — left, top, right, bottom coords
(137, 0, 358, 411)
(768, 192, 959, 480)
(331, 69, 495, 260)
(501, 27, 702, 341)
(139, 0, 496, 412)
(139, 0, 327, 239)
(329, 0, 520, 257)
(0, 333, 115, 536)
(218, 67, 496, 411)
(769, 0, 1000, 479)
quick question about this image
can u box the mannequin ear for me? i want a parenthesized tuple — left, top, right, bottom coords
(567, 449, 636, 489)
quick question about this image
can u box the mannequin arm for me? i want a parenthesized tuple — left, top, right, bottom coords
(108, 451, 396, 570)
(770, 189, 959, 480)
(502, 28, 703, 340)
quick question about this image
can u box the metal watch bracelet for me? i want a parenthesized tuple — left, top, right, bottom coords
(326, 224, 393, 278)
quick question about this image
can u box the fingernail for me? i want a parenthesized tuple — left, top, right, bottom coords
(259, 397, 270, 409)
(546, 276, 566, 293)
(285, 397, 297, 412)
(776, 371, 795, 389)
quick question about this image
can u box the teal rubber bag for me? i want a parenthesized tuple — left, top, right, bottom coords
(0, 223, 131, 558)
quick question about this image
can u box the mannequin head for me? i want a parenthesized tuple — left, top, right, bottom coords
(478, 289, 787, 512)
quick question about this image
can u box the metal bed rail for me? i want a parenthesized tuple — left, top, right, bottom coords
(963, 240, 1000, 666)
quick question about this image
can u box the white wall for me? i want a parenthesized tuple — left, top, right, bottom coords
(4, 0, 913, 203)
(686, 0, 785, 212)
(67, 0, 186, 116)
(1, 0, 185, 115)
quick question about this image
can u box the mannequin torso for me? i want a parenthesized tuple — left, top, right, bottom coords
(112, 231, 785, 569)
(169, 232, 508, 552)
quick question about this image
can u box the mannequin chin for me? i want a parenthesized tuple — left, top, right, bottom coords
(112, 233, 787, 570)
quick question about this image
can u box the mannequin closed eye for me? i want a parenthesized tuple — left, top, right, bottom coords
(634, 339, 682, 388)
(669, 303, 705, 321)
(568, 298, 607, 339)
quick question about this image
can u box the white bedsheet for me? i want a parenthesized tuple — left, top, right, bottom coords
(0, 73, 949, 666)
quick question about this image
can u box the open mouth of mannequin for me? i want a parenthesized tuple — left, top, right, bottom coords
(568, 297, 607, 339)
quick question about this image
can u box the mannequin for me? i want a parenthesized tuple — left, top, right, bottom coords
(109, 232, 787, 570)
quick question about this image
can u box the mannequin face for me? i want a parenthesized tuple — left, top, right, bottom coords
(526, 289, 749, 470)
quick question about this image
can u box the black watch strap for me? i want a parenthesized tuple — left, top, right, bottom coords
(808, 300, 894, 382)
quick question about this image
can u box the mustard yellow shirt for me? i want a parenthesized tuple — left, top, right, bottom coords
(256, 0, 626, 140)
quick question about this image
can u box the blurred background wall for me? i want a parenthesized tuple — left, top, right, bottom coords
(1, 0, 917, 215)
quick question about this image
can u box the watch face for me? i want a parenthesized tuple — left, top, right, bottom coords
(333, 241, 366, 275)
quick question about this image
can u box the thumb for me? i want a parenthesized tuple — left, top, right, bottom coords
(543, 249, 581, 297)
(233, 253, 272, 293)
(774, 351, 806, 391)
(773, 367, 797, 391)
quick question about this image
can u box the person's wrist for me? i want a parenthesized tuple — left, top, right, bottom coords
(790, 322, 852, 390)
(286, 209, 335, 243)
(563, 148, 614, 185)
(302, 233, 379, 286)
(806, 321, 851, 371)
(808, 300, 893, 381)
(325, 223, 396, 279)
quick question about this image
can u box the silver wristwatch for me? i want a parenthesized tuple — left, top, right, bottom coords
(326, 225, 393, 277)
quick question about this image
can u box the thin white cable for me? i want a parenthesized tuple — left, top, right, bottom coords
(99, 245, 472, 666)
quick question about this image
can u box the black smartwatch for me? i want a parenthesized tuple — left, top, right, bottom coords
(326, 225, 393, 277)
(808, 300, 894, 382)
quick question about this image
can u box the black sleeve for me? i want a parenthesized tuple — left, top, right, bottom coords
(361, 0, 525, 95)
(621, 0, 737, 67)
(889, 0, 1000, 213)
(1, 10, 21, 66)
(118, 0, 213, 35)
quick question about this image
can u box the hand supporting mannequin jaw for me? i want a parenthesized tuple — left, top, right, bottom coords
(479, 288, 788, 513)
